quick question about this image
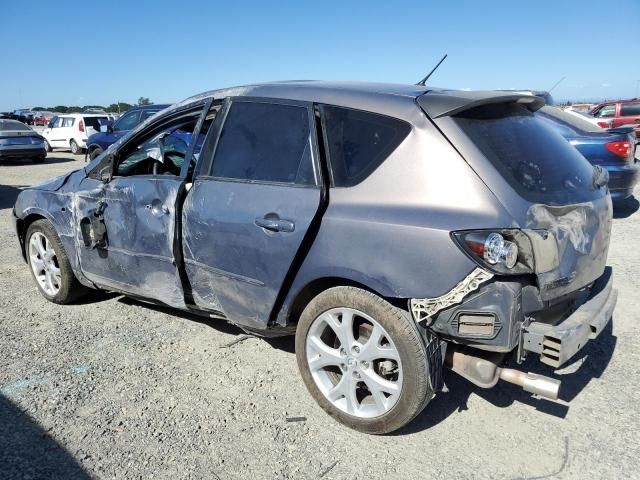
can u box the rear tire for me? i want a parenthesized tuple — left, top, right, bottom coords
(70, 139, 80, 155)
(26, 220, 87, 304)
(295, 286, 433, 434)
(32, 157, 45, 163)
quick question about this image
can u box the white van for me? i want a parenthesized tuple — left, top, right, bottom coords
(42, 114, 109, 154)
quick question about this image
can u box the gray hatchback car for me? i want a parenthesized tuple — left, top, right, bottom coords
(13, 81, 616, 433)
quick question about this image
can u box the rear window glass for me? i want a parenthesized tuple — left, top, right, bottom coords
(455, 103, 599, 204)
(212, 101, 315, 185)
(323, 106, 411, 187)
(0, 120, 30, 131)
(83, 117, 108, 130)
(621, 104, 640, 116)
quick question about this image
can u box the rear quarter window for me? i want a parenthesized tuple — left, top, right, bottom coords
(621, 104, 640, 116)
(322, 106, 411, 187)
(455, 103, 600, 204)
(83, 117, 108, 130)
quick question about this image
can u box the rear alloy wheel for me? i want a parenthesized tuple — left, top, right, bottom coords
(26, 220, 87, 304)
(70, 139, 80, 154)
(296, 286, 433, 434)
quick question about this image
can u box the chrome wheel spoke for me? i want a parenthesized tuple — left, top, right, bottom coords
(30, 256, 45, 273)
(361, 369, 400, 397)
(307, 336, 343, 370)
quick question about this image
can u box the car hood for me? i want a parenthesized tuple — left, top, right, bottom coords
(30, 168, 84, 192)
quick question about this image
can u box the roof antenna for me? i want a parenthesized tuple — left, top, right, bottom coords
(548, 76, 566, 93)
(416, 54, 448, 86)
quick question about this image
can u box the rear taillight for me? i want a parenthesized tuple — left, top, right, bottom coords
(597, 121, 611, 128)
(452, 230, 534, 275)
(79, 120, 85, 132)
(605, 141, 632, 159)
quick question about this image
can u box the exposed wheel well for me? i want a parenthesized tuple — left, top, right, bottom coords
(285, 277, 408, 329)
(16, 214, 47, 260)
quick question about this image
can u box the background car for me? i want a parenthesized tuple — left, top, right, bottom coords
(86, 104, 169, 160)
(42, 113, 110, 154)
(590, 99, 640, 138)
(537, 105, 639, 202)
(563, 108, 613, 129)
(32, 111, 55, 126)
(0, 119, 47, 163)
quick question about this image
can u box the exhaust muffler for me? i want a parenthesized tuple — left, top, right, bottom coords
(445, 349, 561, 400)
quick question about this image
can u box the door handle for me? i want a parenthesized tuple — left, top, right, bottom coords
(254, 217, 295, 233)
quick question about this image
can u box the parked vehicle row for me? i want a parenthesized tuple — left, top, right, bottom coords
(86, 103, 169, 160)
(41, 114, 110, 154)
(13, 81, 619, 434)
(538, 106, 639, 202)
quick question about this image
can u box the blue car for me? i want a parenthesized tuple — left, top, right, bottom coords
(537, 106, 639, 203)
(86, 104, 169, 161)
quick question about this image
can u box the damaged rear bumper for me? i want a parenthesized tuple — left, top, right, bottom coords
(522, 267, 616, 368)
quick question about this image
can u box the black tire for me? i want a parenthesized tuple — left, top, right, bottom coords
(295, 286, 433, 434)
(25, 220, 88, 304)
(89, 147, 103, 161)
(44, 140, 52, 152)
(32, 156, 45, 164)
(70, 139, 80, 155)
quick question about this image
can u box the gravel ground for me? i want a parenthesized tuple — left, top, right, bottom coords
(1, 150, 639, 480)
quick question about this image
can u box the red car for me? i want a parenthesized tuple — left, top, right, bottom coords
(32, 111, 54, 126)
(590, 99, 640, 139)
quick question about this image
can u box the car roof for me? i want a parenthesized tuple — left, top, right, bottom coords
(59, 113, 110, 117)
(171, 81, 541, 121)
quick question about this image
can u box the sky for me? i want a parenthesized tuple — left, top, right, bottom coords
(2, 0, 639, 111)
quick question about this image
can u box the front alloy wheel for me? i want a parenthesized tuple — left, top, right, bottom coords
(29, 231, 61, 296)
(26, 220, 87, 304)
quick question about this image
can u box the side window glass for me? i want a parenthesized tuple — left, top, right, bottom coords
(323, 106, 411, 187)
(140, 109, 159, 123)
(52, 117, 63, 128)
(115, 113, 200, 177)
(620, 104, 640, 116)
(61, 117, 74, 128)
(114, 111, 139, 132)
(211, 101, 314, 185)
(594, 105, 616, 118)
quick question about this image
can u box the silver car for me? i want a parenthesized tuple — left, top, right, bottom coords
(13, 82, 616, 433)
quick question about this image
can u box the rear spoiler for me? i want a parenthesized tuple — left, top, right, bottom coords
(606, 126, 636, 136)
(417, 89, 545, 119)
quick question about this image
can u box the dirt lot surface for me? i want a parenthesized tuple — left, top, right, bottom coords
(1, 150, 639, 480)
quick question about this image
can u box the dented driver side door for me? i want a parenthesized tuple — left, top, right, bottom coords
(73, 103, 208, 308)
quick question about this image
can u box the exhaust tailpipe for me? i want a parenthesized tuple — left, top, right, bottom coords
(499, 369, 560, 400)
(445, 349, 561, 400)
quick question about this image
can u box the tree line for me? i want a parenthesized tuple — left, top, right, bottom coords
(31, 97, 152, 114)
